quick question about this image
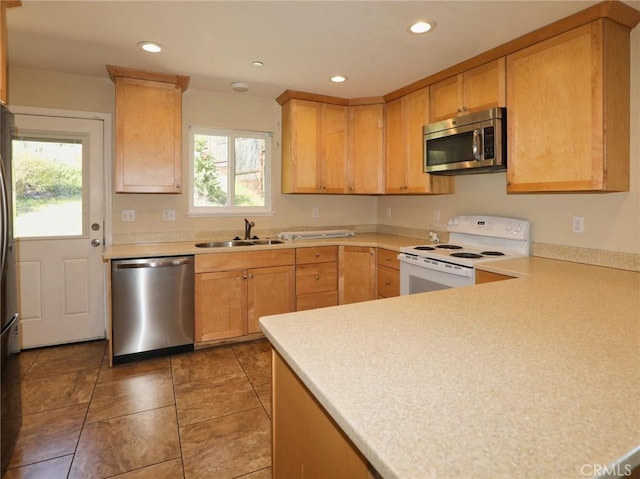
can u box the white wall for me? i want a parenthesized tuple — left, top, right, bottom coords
(377, 26, 640, 255)
(9, 24, 639, 253)
(9, 68, 378, 242)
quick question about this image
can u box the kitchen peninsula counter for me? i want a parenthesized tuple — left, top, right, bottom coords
(260, 257, 640, 478)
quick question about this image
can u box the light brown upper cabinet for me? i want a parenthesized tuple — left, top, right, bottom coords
(107, 65, 189, 194)
(347, 104, 384, 194)
(280, 96, 383, 194)
(506, 20, 630, 192)
(280, 99, 348, 193)
(0, 1, 21, 105)
(429, 58, 506, 122)
(385, 88, 454, 194)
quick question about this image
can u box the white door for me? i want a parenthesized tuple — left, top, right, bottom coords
(12, 112, 107, 348)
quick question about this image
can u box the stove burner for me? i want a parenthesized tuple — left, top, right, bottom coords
(450, 252, 484, 259)
(436, 244, 463, 250)
(481, 251, 505, 256)
(413, 246, 435, 251)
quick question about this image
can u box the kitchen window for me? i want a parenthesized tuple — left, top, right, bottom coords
(188, 126, 272, 216)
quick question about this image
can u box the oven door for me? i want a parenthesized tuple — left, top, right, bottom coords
(399, 260, 473, 295)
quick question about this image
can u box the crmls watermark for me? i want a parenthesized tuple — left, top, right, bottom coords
(580, 463, 634, 477)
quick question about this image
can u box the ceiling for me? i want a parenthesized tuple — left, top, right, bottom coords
(7, 1, 640, 100)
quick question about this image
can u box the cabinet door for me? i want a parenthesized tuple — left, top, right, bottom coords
(114, 77, 182, 193)
(338, 246, 376, 305)
(195, 270, 247, 341)
(429, 75, 461, 122)
(321, 104, 348, 193)
(463, 58, 505, 114)
(247, 265, 295, 334)
(430, 59, 505, 122)
(506, 20, 629, 192)
(348, 104, 384, 194)
(403, 88, 435, 193)
(272, 351, 370, 479)
(282, 99, 321, 193)
(384, 97, 406, 193)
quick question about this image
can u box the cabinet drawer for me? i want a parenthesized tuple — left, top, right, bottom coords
(377, 248, 399, 270)
(196, 248, 295, 273)
(296, 262, 337, 295)
(296, 246, 338, 264)
(377, 265, 400, 298)
(296, 291, 338, 311)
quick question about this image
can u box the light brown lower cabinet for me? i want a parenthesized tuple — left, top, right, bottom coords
(295, 246, 338, 311)
(376, 248, 400, 298)
(475, 270, 514, 284)
(195, 250, 295, 342)
(338, 246, 376, 304)
(272, 350, 372, 479)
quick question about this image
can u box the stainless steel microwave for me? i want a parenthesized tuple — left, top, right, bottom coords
(423, 107, 506, 175)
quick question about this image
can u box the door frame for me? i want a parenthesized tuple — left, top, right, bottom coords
(9, 106, 113, 246)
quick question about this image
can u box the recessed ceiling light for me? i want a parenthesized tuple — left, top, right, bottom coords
(330, 75, 347, 83)
(138, 41, 164, 53)
(409, 21, 434, 34)
(252, 61, 264, 67)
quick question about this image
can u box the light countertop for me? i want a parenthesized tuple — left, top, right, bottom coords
(101, 233, 423, 260)
(260, 257, 640, 478)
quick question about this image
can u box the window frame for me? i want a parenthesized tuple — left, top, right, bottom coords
(188, 126, 273, 217)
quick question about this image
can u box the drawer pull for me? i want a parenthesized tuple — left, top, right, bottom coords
(385, 256, 391, 261)
(385, 280, 391, 285)
(315, 275, 320, 280)
(315, 252, 320, 257)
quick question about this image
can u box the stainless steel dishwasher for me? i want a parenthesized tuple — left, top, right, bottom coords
(111, 256, 194, 364)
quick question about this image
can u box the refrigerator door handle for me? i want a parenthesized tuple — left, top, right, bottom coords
(0, 156, 8, 275)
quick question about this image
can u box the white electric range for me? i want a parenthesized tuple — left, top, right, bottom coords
(398, 215, 530, 294)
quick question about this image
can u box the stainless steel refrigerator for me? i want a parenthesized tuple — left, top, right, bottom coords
(0, 104, 20, 474)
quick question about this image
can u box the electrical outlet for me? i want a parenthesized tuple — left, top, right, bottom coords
(572, 216, 585, 233)
(385, 207, 391, 217)
(121, 210, 135, 222)
(163, 209, 176, 221)
(312, 208, 319, 218)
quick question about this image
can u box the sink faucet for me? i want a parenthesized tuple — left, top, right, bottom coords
(244, 218, 255, 240)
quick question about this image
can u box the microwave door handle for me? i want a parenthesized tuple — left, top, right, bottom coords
(472, 128, 483, 161)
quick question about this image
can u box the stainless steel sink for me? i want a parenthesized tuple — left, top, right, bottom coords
(194, 240, 256, 248)
(194, 239, 285, 248)
(251, 239, 284, 245)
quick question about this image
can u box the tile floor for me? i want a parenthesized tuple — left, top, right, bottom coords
(5, 339, 273, 479)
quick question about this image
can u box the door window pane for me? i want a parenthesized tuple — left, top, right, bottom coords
(12, 138, 83, 238)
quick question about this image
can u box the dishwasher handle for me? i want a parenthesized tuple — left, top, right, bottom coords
(114, 257, 193, 269)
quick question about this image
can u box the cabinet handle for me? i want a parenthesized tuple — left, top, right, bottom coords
(385, 281, 391, 285)
(249, 273, 254, 279)
(315, 275, 320, 280)
(349, 186, 354, 191)
(242, 274, 248, 280)
(370, 251, 374, 255)
(315, 252, 320, 257)
(385, 256, 391, 261)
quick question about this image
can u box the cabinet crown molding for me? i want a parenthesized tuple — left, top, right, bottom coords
(106, 65, 190, 92)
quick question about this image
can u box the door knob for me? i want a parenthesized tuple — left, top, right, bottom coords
(91, 239, 101, 247)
